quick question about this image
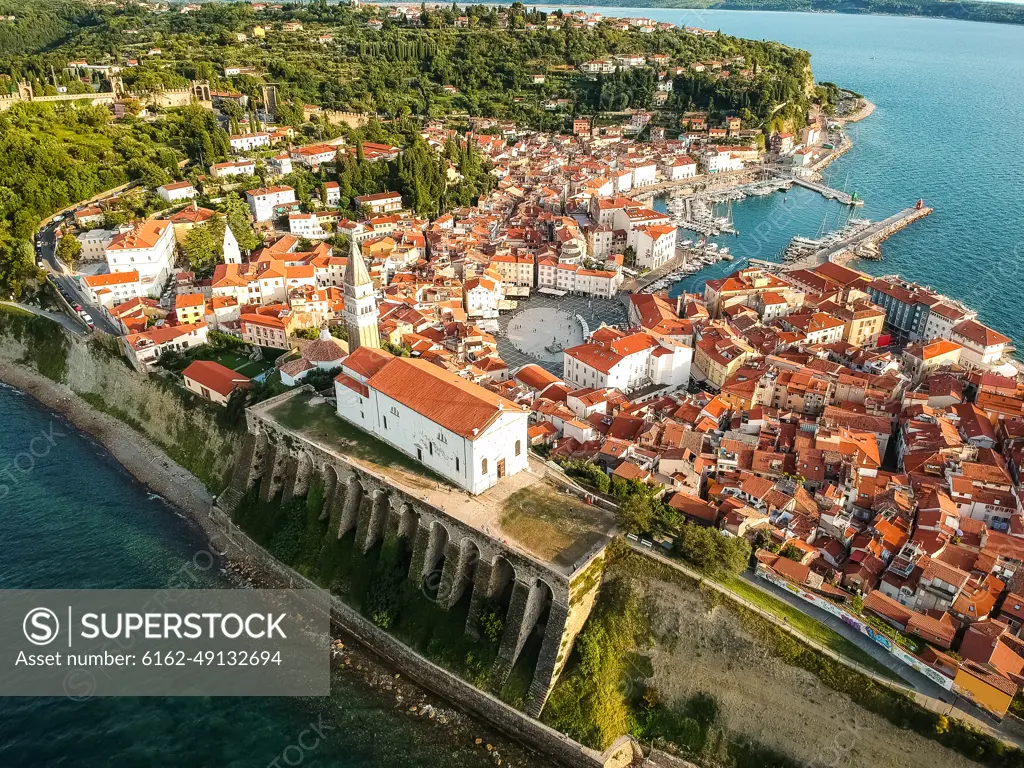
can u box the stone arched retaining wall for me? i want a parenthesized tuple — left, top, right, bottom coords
(222, 402, 607, 717)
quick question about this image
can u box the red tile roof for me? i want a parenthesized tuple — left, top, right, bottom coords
(182, 360, 250, 398)
(367, 356, 526, 440)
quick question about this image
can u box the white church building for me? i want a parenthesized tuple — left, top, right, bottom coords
(334, 346, 530, 494)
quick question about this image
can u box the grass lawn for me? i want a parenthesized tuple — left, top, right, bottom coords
(268, 391, 443, 484)
(719, 574, 905, 682)
(500, 484, 614, 569)
(204, 349, 271, 378)
(176, 346, 273, 378)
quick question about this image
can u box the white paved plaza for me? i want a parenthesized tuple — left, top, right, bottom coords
(505, 307, 584, 364)
(496, 293, 629, 375)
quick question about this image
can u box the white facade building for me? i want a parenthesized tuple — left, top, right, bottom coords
(246, 186, 296, 222)
(563, 328, 691, 393)
(334, 347, 530, 494)
(81, 270, 144, 306)
(288, 213, 327, 239)
(157, 181, 197, 203)
(229, 132, 271, 153)
(463, 276, 502, 317)
(573, 268, 623, 299)
(629, 162, 658, 188)
(104, 219, 176, 297)
(950, 319, 1011, 369)
(660, 156, 698, 180)
(210, 160, 257, 178)
(702, 148, 744, 174)
(634, 224, 676, 270)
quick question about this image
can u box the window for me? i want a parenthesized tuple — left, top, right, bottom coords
(417, 447, 422, 461)
(515, 440, 521, 457)
(481, 458, 488, 475)
(383, 415, 387, 429)
(428, 442, 433, 456)
(456, 457, 460, 472)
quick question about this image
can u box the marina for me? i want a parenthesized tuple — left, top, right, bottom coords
(625, 238, 735, 294)
(781, 202, 934, 269)
(665, 195, 738, 237)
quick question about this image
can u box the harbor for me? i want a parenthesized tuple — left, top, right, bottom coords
(623, 238, 734, 294)
(780, 202, 934, 269)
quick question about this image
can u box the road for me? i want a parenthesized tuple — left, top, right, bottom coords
(0, 301, 88, 337)
(736, 568, 944, 696)
(36, 221, 122, 337)
(737, 568, 1014, 738)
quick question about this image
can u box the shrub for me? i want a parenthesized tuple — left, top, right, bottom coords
(675, 523, 750, 576)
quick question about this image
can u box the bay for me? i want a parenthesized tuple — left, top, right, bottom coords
(546, 8, 1024, 344)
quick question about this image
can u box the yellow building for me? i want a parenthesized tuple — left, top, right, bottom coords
(175, 293, 206, 325)
(838, 300, 886, 347)
(694, 335, 749, 390)
(953, 662, 1015, 718)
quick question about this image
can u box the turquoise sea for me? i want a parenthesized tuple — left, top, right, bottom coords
(2, 8, 1024, 766)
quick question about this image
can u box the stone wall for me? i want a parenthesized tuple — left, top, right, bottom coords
(202, 503, 629, 768)
(225, 389, 606, 716)
(323, 110, 371, 127)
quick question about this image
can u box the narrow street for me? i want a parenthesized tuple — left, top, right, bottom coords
(36, 221, 122, 337)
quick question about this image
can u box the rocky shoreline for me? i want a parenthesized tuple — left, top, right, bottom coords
(0, 359, 550, 768)
(839, 97, 876, 124)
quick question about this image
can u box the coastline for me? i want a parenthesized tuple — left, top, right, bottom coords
(385, 2, 1024, 27)
(0, 358, 561, 768)
(838, 97, 876, 124)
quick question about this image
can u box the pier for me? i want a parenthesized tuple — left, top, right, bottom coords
(787, 174, 863, 206)
(784, 204, 934, 270)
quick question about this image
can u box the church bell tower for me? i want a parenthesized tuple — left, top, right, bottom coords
(342, 239, 380, 352)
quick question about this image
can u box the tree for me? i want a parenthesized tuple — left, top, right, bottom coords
(0, 239, 39, 299)
(222, 193, 261, 252)
(675, 522, 750, 576)
(56, 234, 82, 267)
(275, 102, 304, 127)
(182, 223, 220, 274)
(618, 492, 657, 535)
(779, 543, 804, 562)
(851, 594, 864, 615)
